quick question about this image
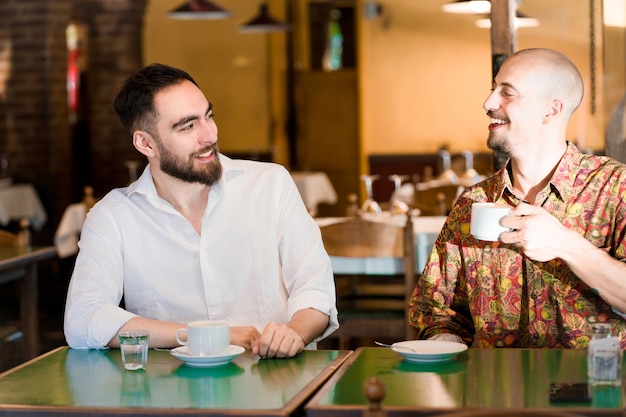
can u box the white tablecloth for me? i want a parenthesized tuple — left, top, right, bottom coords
(291, 171, 337, 216)
(54, 203, 87, 258)
(316, 215, 447, 275)
(0, 184, 47, 231)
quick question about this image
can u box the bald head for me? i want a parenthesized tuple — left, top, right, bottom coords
(503, 48, 584, 119)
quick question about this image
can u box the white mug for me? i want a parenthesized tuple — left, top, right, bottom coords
(176, 320, 230, 356)
(470, 202, 511, 241)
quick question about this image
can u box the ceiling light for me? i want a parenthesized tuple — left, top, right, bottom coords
(442, 0, 491, 14)
(475, 11, 539, 28)
(239, 3, 290, 33)
(167, 0, 232, 20)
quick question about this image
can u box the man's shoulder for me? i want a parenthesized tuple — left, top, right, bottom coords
(221, 154, 289, 177)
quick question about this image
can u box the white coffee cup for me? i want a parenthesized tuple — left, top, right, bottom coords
(470, 202, 511, 241)
(176, 320, 230, 356)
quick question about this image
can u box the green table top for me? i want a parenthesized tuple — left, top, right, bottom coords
(0, 347, 349, 416)
(306, 347, 625, 416)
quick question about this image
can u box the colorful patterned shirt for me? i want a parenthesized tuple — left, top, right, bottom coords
(409, 142, 626, 348)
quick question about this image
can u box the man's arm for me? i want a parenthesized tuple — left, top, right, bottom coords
(253, 308, 330, 358)
(109, 317, 265, 350)
(562, 241, 626, 313)
(107, 317, 183, 348)
(501, 203, 626, 312)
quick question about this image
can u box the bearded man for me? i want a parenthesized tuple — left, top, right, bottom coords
(64, 64, 338, 358)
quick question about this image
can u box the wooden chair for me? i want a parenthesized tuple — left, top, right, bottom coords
(0, 217, 30, 248)
(320, 214, 416, 348)
(413, 183, 461, 216)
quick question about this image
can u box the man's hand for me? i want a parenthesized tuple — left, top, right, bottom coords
(499, 202, 577, 262)
(252, 322, 306, 359)
(230, 326, 262, 350)
(428, 333, 465, 344)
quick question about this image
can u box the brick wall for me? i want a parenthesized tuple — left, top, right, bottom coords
(0, 0, 147, 243)
(72, 0, 148, 199)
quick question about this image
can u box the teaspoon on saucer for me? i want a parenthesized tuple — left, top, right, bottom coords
(375, 341, 417, 352)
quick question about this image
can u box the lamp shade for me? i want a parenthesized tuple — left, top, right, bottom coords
(167, 0, 232, 20)
(441, 0, 491, 14)
(239, 3, 290, 33)
(475, 11, 539, 28)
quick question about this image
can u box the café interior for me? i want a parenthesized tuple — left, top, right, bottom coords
(0, 0, 625, 403)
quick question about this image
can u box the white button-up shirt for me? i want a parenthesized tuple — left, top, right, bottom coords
(64, 155, 338, 349)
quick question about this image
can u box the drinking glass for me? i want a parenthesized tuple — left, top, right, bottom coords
(119, 330, 150, 370)
(360, 175, 382, 215)
(388, 174, 410, 215)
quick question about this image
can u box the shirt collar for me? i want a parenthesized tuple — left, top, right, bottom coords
(496, 141, 581, 204)
(126, 152, 246, 199)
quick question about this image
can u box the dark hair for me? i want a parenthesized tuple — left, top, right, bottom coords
(113, 63, 198, 138)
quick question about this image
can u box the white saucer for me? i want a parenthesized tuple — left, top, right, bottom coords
(170, 345, 245, 368)
(390, 340, 468, 364)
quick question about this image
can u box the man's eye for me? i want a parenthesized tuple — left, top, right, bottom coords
(207, 113, 215, 119)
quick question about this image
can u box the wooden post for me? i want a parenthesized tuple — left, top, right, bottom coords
(489, 0, 517, 171)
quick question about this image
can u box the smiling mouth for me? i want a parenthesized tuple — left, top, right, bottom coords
(196, 149, 213, 158)
(488, 115, 509, 130)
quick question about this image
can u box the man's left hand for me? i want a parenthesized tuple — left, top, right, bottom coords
(252, 322, 306, 359)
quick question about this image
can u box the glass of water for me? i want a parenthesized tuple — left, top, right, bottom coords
(119, 330, 150, 371)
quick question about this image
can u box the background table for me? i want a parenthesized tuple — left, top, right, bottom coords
(292, 172, 338, 216)
(54, 202, 87, 258)
(0, 347, 350, 416)
(306, 347, 625, 416)
(0, 184, 47, 231)
(317, 215, 446, 275)
(0, 245, 56, 360)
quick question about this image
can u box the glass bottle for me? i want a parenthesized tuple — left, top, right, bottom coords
(587, 323, 622, 386)
(322, 9, 343, 72)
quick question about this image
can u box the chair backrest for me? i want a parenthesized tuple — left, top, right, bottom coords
(320, 215, 416, 341)
(413, 184, 461, 215)
(0, 217, 30, 248)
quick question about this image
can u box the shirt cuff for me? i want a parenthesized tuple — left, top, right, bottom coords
(428, 333, 465, 344)
(89, 305, 138, 349)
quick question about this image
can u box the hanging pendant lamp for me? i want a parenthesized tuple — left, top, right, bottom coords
(167, 0, 232, 20)
(239, 3, 290, 34)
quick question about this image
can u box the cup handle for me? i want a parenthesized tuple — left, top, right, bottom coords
(175, 328, 187, 346)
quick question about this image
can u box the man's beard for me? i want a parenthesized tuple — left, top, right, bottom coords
(487, 131, 511, 156)
(157, 141, 223, 186)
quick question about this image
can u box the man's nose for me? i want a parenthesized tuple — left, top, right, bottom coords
(200, 118, 218, 143)
(483, 91, 499, 113)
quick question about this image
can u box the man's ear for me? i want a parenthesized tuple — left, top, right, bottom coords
(544, 99, 564, 124)
(133, 130, 156, 157)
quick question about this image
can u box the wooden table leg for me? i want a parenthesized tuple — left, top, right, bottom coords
(20, 263, 39, 359)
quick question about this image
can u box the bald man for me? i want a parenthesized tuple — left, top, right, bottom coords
(408, 48, 626, 348)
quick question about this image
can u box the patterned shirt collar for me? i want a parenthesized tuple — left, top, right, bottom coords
(494, 141, 580, 205)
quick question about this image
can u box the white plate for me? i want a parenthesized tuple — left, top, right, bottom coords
(170, 345, 245, 368)
(391, 340, 468, 364)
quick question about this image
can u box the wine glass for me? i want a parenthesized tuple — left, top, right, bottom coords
(437, 149, 459, 184)
(388, 174, 410, 215)
(360, 175, 382, 215)
(461, 150, 481, 184)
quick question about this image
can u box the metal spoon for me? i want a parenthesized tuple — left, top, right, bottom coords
(375, 341, 417, 352)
